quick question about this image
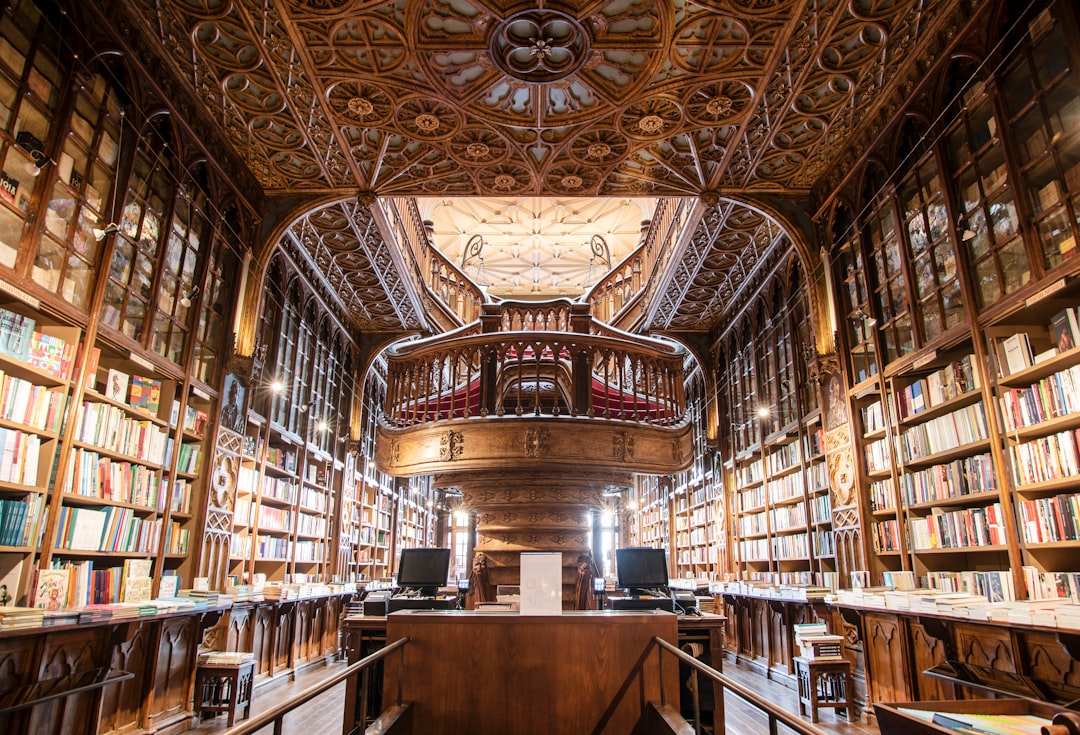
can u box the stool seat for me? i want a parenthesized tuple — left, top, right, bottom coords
(794, 656, 855, 723)
(194, 660, 255, 726)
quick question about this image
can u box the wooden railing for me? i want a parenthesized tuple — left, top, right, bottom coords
(226, 637, 411, 735)
(383, 198, 486, 328)
(382, 301, 687, 428)
(651, 637, 831, 735)
(586, 198, 694, 326)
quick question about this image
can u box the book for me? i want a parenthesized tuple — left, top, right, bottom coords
(104, 369, 129, 402)
(0, 308, 35, 361)
(123, 558, 152, 580)
(158, 573, 179, 599)
(121, 576, 153, 603)
(1000, 332, 1033, 375)
(1050, 308, 1078, 353)
(128, 374, 162, 413)
(34, 568, 70, 610)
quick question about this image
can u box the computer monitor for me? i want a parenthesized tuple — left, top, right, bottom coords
(395, 547, 451, 596)
(615, 547, 670, 594)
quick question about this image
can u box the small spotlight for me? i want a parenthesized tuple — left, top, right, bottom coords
(757, 406, 770, 418)
(179, 285, 200, 308)
(270, 379, 284, 393)
(317, 419, 328, 432)
(93, 223, 119, 241)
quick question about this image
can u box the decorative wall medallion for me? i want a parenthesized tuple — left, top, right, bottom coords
(211, 456, 236, 509)
(489, 10, 590, 83)
(613, 431, 635, 462)
(440, 430, 464, 461)
(524, 426, 551, 457)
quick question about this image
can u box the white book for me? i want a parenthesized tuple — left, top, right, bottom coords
(1000, 333, 1033, 375)
(69, 507, 107, 550)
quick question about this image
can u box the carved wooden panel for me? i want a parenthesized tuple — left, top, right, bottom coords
(909, 619, 954, 701)
(99, 621, 152, 733)
(252, 604, 274, 677)
(148, 616, 199, 725)
(294, 600, 314, 664)
(1023, 632, 1080, 690)
(227, 604, 255, 654)
(863, 612, 912, 705)
(767, 601, 789, 673)
(749, 599, 770, 664)
(955, 623, 1015, 671)
(274, 603, 295, 673)
(28, 630, 105, 735)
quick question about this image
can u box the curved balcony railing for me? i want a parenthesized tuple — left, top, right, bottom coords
(383, 197, 486, 327)
(586, 197, 694, 326)
(382, 301, 687, 428)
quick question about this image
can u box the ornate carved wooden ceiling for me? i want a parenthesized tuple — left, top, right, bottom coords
(129, 0, 964, 332)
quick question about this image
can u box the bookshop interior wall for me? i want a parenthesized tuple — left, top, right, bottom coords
(0, 0, 1078, 730)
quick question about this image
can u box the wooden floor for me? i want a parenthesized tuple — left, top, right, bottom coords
(187, 657, 880, 735)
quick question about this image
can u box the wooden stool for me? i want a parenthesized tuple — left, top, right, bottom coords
(795, 656, 854, 723)
(193, 660, 255, 726)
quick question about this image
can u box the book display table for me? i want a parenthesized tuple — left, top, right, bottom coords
(795, 656, 854, 723)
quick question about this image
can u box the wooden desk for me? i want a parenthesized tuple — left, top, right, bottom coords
(341, 611, 725, 735)
(383, 610, 679, 735)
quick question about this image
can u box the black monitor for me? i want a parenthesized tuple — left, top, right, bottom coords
(395, 547, 451, 597)
(615, 547, 670, 595)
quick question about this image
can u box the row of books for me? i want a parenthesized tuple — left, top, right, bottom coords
(996, 306, 1080, 376)
(64, 447, 164, 508)
(898, 452, 997, 506)
(770, 503, 807, 531)
(899, 402, 990, 461)
(1016, 492, 1080, 543)
(297, 512, 327, 537)
(0, 495, 39, 546)
(771, 532, 809, 559)
(0, 371, 66, 432)
(75, 401, 169, 464)
(54, 505, 161, 553)
(164, 438, 201, 474)
(999, 362, 1080, 430)
(1008, 428, 1080, 487)
(871, 518, 901, 552)
(0, 427, 41, 486)
(738, 511, 766, 536)
(909, 502, 1007, 550)
(164, 520, 189, 555)
(0, 307, 78, 380)
(861, 400, 886, 435)
(895, 354, 980, 420)
(869, 478, 896, 512)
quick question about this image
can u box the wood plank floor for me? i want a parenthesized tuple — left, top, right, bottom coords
(187, 657, 880, 735)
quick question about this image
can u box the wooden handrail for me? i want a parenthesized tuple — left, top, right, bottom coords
(225, 636, 411, 735)
(651, 636, 832, 735)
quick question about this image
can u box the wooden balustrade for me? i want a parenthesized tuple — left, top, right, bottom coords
(381, 305, 686, 429)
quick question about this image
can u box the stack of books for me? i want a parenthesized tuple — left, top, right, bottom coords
(198, 650, 254, 665)
(0, 606, 44, 629)
(794, 622, 844, 661)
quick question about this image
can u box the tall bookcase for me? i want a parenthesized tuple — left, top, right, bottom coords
(715, 260, 833, 588)
(0, 300, 78, 603)
(823, 0, 1080, 600)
